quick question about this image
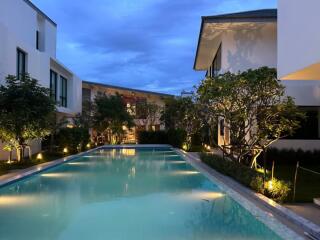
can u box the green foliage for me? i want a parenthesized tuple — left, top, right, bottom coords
(264, 179, 291, 203)
(137, 129, 187, 148)
(55, 127, 90, 153)
(0, 74, 55, 160)
(92, 93, 134, 144)
(197, 67, 305, 166)
(201, 153, 291, 203)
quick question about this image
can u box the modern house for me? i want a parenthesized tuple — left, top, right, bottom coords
(0, 0, 82, 160)
(82, 81, 172, 143)
(194, 7, 320, 150)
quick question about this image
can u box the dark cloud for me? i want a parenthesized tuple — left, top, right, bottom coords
(31, 0, 276, 94)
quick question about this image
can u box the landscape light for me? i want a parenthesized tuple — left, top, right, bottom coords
(63, 147, 68, 154)
(36, 153, 43, 160)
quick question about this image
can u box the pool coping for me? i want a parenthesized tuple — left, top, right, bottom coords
(177, 149, 320, 240)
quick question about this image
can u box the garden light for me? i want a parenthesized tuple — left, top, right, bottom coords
(36, 153, 43, 160)
(63, 147, 68, 154)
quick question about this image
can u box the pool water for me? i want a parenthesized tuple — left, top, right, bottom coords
(0, 147, 282, 240)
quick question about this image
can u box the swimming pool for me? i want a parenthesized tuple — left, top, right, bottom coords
(0, 147, 283, 240)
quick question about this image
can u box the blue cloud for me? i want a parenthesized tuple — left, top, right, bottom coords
(31, 0, 277, 94)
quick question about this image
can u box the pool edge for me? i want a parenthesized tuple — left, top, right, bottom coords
(176, 149, 308, 240)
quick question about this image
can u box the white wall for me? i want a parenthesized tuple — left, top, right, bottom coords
(0, 0, 82, 160)
(221, 23, 277, 73)
(278, 0, 320, 80)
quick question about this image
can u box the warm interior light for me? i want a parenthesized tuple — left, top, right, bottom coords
(36, 153, 43, 160)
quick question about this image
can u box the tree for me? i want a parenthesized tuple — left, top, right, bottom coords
(161, 97, 201, 150)
(0, 74, 56, 161)
(92, 93, 134, 144)
(136, 101, 162, 130)
(197, 67, 304, 167)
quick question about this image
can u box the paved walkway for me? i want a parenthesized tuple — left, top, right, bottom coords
(285, 203, 320, 226)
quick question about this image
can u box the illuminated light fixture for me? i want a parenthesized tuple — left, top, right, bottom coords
(182, 143, 188, 151)
(41, 173, 73, 178)
(66, 124, 74, 129)
(63, 147, 68, 154)
(267, 180, 273, 190)
(36, 153, 43, 160)
(171, 170, 200, 175)
(168, 161, 185, 164)
(86, 143, 91, 148)
(67, 162, 90, 166)
(0, 195, 36, 206)
(192, 191, 225, 200)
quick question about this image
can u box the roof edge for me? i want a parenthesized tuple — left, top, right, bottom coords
(23, 0, 57, 26)
(82, 81, 174, 97)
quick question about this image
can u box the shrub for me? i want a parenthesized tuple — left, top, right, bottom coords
(55, 127, 90, 153)
(201, 153, 291, 203)
(137, 129, 186, 148)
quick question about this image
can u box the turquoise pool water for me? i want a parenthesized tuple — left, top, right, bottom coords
(0, 147, 282, 240)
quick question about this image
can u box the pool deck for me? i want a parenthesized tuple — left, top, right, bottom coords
(0, 145, 319, 240)
(179, 150, 320, 240)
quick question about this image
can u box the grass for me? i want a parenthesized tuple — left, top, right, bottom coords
(0, 151, 65, 176)
(271, 163, 320, 203)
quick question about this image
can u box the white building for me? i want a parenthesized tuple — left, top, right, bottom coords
(194, 8, 320, 150)
(0, 0, 82, 160)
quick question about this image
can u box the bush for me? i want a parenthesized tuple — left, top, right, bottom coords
(201, 153, 291, 203)
(55, 127, 90, 153)
(137, 129, 186, 148)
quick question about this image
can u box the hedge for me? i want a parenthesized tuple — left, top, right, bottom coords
(137, 129, 186, 148)
(55, 127, 90, 153)
(201, 153, 291, 203)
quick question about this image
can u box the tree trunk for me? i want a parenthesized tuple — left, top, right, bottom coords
(250, 149, 263, 169)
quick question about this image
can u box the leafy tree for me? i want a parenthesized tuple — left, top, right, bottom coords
(92, 93, 134, 144)
(197, 67, 304, 167)
(161, 97, 201, 150)
(136, 101, 162, 130)
(55, 127, 90, 153)
(0, 74, 55, 161)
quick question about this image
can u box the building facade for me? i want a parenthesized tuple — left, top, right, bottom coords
(82, 81, 172, 143)
(0, 0, 82, 160)
(194, 9, 320, 150)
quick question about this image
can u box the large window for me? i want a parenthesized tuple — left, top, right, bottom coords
(36, 31, 40, 50)
(50, 70, 57, 101)
(60, 76, 68, 107)
(17, 49, 27, 77)
(207, 44, 221, 77)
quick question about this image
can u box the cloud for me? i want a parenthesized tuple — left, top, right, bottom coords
(31, 0, 276, 94)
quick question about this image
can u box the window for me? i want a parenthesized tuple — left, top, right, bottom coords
(60, 76, 67, 107)
(82, 88, 91, 102)
(36, 31, 40, 50)
(136, 99, 147, 119)
(50, 70, 57, 101)
(207, 44, 221, 77)
(17, 49, 27, 77)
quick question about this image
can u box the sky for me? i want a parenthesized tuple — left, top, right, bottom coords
(31, 0, 277, 95)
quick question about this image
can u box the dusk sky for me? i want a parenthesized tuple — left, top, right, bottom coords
(31, 0, 276, 95)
